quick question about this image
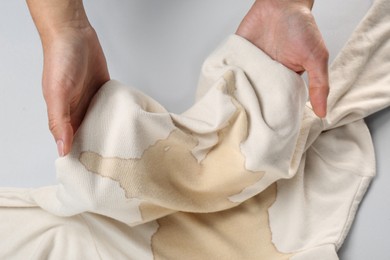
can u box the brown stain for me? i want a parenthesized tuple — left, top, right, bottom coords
(152, 184, 293, 259)
(79, 71, 265, 218)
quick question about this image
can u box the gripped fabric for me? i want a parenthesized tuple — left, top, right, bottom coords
(0, 0, 389, 259)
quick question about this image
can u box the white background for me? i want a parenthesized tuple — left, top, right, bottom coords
(0, 1, 389, 259)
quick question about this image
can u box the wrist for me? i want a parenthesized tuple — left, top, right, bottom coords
(27, 0, 91, 42)
(253, 0, 314, 12)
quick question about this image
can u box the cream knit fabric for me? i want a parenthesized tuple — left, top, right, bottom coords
(0, 0, 389, 259)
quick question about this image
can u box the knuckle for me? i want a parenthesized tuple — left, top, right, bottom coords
(48, 117, 60, 133)
(317, 46, 329, 62)
(323, 50, 330, 61)
(57, 76, 77, 91)
(43, 75, 77, 98)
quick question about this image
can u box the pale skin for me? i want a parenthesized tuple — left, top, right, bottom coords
(26, 0, 328, 157)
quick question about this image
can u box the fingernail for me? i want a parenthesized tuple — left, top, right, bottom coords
(57, 140, 64, 157)
(316, 102, 327, 118)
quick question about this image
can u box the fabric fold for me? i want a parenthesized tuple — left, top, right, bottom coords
(30, 35, 308, 225)
(0, 0, 389, 258)
(268, 0, 390, 254)
(324, 0, 390, 129)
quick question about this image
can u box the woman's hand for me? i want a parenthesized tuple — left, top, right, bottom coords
(236, 0, 329, 117)
(27, 0, 110, 156)
(41, 27, 109, 157)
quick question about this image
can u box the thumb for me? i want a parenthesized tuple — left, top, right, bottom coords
(305, 50, 330, 118)
(46, 97, 74, 157)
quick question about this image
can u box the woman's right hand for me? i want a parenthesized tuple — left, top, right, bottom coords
(236, 0, 329, 118)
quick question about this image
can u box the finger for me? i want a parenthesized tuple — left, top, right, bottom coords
(305, 49, 329, 118)
(45, 93, 74, 157)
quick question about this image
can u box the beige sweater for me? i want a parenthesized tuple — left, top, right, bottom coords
(0, 0, 389, 259)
